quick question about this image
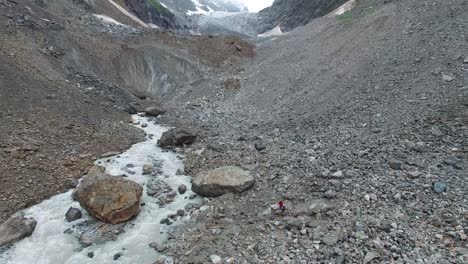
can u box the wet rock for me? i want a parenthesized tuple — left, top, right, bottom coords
(160, 218, 172, 225)
(158, 128, 196, 148)
(192, 166, 255, 197)
(147, 180, 172, 197)
(72, 173, 143, 224)
(178, 184, 187, 194)
(177, 209, 185, 216)
(150, 242, 168, 252)
(65, 207, 82, 222)
(74, 220, 126, 247)
(433, 182, 447, 193)
(0, 215, 37, 247)
(87, 252, 94, 258)
(114, 253, 122, 260)
(99, 151, 121, 158)
(145, 106, 166, 117)
(142, 164, 153, 175)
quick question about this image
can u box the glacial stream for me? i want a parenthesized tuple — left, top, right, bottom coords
(0, 115, 198, 264)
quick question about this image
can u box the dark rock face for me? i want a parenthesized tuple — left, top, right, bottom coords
(0, 215, 37, 247)
(255, 0, 348, 33)
(124, 0, 183, 30)
(72, 173, 143, 224)
(158, 128, 196, 148)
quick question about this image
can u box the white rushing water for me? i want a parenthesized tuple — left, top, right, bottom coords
(0, 115, 198, 264)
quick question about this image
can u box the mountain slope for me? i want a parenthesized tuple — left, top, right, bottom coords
(255, 0, 349, 33)
(159, 0, 247, 16)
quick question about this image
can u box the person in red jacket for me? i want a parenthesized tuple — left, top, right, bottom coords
(278, 200, 286, 213)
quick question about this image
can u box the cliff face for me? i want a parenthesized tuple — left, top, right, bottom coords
(124, 0, 183, 29)
(159, 0, 247, 15)
(255, 0, 348, 33)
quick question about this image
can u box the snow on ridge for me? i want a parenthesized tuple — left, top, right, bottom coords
(93, 14, 128, 26)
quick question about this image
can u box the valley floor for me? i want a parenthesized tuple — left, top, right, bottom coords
(160, 0, 468, 263)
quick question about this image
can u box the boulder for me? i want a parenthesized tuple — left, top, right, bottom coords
(145, 106, 166, 117)
(142, 164, 153, 175)
(178, 184, 187, 194)
(0, 215, 37, 247)
(158, 128, 196, 148)
(65, 207, 83, 222)
(72, 173, 143, 224)
(192, 166, 255, 197)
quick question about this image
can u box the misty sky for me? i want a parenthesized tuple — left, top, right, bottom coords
(237, 0, 274, 12)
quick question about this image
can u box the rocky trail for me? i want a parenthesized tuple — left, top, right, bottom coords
(1, 0, 468, 263)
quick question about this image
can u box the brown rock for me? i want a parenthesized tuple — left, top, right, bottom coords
(72, 173, 143, 224)
(158, 128, 196, 148)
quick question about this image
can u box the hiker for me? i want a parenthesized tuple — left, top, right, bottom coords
(278, 200, 286, 213)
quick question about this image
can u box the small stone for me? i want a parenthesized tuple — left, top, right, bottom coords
(464, 57, 468, 63)
(178, 184, 187, 194)
(254, 142, 266, 152)
(87, 252, 94, 258)
(322, 233, 339, 246)
(210, 255, 222, 264)
(177, 209, 185, 217)
(364, 194, 370, 201)
(324, 190, 337, 199)
(442, 74, 454, 82)
(113, 253, 122, 260)
(142, 164, 153, 175)
(65, 207, 82, 222)
(407, 171, 422, 179)
(433, 182, 447, 193)
(141, 123, 148, 128)
(331, 170, 343, 178)
(300, 229, 307, 235)
(389, 160, 403, 170)
(363, 251, 379, 264)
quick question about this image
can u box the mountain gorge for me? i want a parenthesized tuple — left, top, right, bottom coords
(0, 0, 467, 263)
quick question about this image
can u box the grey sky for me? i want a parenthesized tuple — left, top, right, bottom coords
(236, 0, 274, 12)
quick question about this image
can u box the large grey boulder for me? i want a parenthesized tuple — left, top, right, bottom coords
(0, 215, 37, 247)
(144, 106, 166, 117)
(72, 171, 143, 224)
(158, 128, 196, 148)
(192, 166, 255, 197)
